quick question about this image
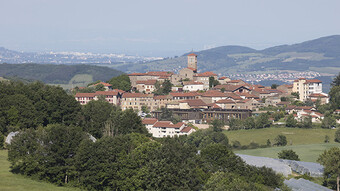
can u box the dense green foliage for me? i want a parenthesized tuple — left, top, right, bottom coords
(335, 128, 340, 143)
(154, 79, 172, 95)
(274, 135, 287, 146)
(0, 81, 81, 134)
(228, 113, 271, 130)
(107, 74, 131, 91)
(278, 149, 300, 161)
(4, 80, 287, 190)
(0, 63, 123, 84)
(318, 147, 340, 191)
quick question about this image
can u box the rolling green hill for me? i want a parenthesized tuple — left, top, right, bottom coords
(0, 63, 123, 88)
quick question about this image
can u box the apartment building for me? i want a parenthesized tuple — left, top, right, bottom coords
(293, 78, 322, 101)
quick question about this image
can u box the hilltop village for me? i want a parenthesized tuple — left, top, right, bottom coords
(74, 54, 331, 137)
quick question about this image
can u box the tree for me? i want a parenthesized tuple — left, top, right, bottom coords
(278, 149, 300, 161)
(255, 113, 271, 129)
(266, 139, 271, 147)
(107, 74, 131, 91)
(291, 92, 300, 99)
(322, 116, 336, 129)
(81, 99, 113, 138)
(0, 133, 4, 149)
(209, 76, 220, 88)
(301, 116, 312, 128)
(335, 128, 340, 143)
(331, 72, 340, 87)
(286, 114, 297, 127)
(329, 86, 340, 110)
(210, 119, 224, 132)
(271, 84, 278, 89)
(317, 147, 340, 191)
(162, 79, 172, 94)
(325, 135, 330, 143)
(274, 135, 287, 146)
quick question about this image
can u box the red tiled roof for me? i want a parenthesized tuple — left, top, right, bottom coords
(153, 121, 185, 128)
(214, 85, 247, 92)
(309, 93, 327, 98)
(179, 99, 207, 107)
(207, 103, 222, 109)
(170, 92, 199, 97)
(128, 73, 146, 76)
(180, 126, 193, 133)
(142, 118, 158, 125)
(146, 71, 173, 77)
(216, 99, 236, 104)
(154, 95, 172, 100)
(75, 93, 96, 97)
(122, 93, 153, 98)
(136, 80, 157, 85)
(183, 81, 203, 85)
(202, 90, 227, 97)
(305, 79, 322, 83)
(188, 53, 197, 56)
(194, 71, 217, 77)
(153, 121, 173, 128)
(95, 90, 124, 96)
(218, 77, 229, 80)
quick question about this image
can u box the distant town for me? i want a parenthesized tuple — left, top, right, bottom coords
(74, 54, 334, 138)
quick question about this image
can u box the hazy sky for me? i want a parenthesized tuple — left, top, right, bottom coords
(0, 0, 339, 56)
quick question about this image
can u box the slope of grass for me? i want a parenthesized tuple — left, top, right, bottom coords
(0, 150, 78, 191)
(224, 127, 337, 146)
(235, 143, 340, 162)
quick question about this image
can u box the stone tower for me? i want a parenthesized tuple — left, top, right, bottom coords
(187, 53, 197, 73)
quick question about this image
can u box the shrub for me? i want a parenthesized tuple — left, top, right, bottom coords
(278, 149, 300, 161)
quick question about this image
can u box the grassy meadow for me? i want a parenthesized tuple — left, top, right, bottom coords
(235, 143, 340, 162)
(224, 127, 337, 146)
(49, 74, 93, 90)
(0, 150, 78, 191)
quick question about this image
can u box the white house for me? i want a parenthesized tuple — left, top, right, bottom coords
(183, 81, 204, 91)
(142, 118, 195, 138)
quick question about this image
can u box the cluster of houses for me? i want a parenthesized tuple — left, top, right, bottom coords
(74, 54, 332, 136)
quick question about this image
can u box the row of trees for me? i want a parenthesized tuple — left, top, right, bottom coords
(228, 113, 272, 130)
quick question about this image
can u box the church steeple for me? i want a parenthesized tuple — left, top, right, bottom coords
(187, 53, 197, 73)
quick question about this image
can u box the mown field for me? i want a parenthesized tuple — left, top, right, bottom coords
(0, 150, 78, 191)
(235, 143, 340, 162)
(224, 127, 337, 146)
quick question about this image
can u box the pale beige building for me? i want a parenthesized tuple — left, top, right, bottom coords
(293, 78, 322, 101)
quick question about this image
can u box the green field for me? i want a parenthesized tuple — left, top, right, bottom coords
(0, 150, 78, 191)
(49, 74, 93, 90)
(224, 127, 337, 146)
(235, 143, 340, 162)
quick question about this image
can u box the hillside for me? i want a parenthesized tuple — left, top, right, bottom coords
(0, 63, 123, 88)
(119, 35, 340, 77)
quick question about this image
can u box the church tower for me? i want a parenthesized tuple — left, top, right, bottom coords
(187, 53, 197, 73)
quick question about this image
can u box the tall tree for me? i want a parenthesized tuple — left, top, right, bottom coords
(81, 99, 114, 138)
(318, 147, 340, 191)
(107, 74, 131, 91)
(331, 72, 340, 87)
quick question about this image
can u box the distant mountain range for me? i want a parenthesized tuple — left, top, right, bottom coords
(0, 47, 162, 64)
(120, 35, 340, 76)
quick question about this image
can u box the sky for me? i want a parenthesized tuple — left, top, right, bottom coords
(0, 0, 339, 57)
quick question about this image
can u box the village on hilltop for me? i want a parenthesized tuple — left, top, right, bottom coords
(74, 54, 331, 137)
